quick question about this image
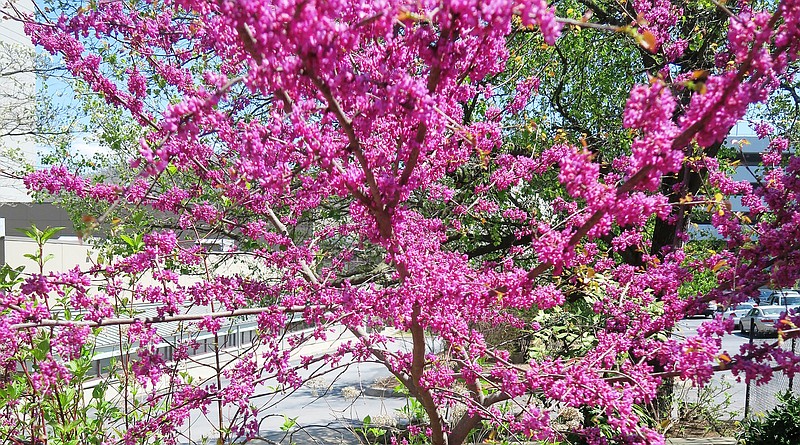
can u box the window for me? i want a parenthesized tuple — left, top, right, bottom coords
(762, 308, 785, 316)
(241, 330, 253, 346)
(158, 346, 173, 362)
(86, 362, 98, 377)
(95, 357, 113, 377)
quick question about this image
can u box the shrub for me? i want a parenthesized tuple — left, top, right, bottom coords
(738, 391, 800, 445)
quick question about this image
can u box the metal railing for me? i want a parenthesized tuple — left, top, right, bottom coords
(744, 318, 799, 417)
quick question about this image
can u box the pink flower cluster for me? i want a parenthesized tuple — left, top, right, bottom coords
(7, 0, 800, 443)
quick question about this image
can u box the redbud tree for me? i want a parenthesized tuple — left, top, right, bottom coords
(3, 0, 800, 444)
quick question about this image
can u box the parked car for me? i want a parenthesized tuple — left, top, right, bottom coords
(701, 301, 719, 318)
(758, 288, 773, 304)
(739, 305, 787, 336)
(721, 302, 756, 327)
(765, 289, 800, 308)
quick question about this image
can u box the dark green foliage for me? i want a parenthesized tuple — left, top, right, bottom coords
(738, 391, 800, 445)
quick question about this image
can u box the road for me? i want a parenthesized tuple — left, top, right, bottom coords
(675, 316, 792, 420)
(180, 360, 406, 444)
(172, 319, 791, 443)
(177, 328, 422, 444)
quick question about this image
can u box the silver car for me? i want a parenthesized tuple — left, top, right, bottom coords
(721, 302, 756, 327)
(739, 305, 787, 336)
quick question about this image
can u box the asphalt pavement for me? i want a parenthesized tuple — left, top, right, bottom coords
(176, 327, 418, 443)
(675, 316, 782, 420)
(170, 319, 773, 443)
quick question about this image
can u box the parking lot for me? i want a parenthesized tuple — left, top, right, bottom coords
(676, 316, 792, 418)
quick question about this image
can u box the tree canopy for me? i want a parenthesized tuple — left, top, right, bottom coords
(2, 0, 800, 444)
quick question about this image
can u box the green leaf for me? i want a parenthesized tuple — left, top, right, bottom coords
(92, 383, 106, 400)
(40, 226, 65, 242)
(120, 233, 144, 252)
(33, 337, 51, 361)
(280, 415, 298, 431)
(120, 234, 135, 246)
(17, 225, 39, 240)
(17, 225, 64, 244)
(0, 264, 25, 289)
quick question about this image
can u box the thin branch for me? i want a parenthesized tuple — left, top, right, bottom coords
(554, 17, 620, 32)
(309, 74, 384, 211)
(396, 32, 447, 191)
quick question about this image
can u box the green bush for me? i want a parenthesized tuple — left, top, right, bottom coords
(738, 391, 800, 445)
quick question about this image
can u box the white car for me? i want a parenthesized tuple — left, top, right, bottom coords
(721, 302, 756, 327)
(765, 289, 800, 308)
(739, 305, 787, 336)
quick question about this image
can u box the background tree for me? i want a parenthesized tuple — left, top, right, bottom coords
(0, 36, 80, 199)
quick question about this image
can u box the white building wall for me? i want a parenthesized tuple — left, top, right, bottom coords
(3, 235, 91, 272)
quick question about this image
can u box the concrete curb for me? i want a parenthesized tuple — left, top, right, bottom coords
(362, 385, 406, 398)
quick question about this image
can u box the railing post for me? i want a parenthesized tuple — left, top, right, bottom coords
(791, 337, 797, 393)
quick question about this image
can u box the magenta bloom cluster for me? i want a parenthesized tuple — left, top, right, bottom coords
(6, 0, 800, 444)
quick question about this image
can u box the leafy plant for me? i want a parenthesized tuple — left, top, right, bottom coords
(666, 380, 738, 438)
(358, 415, 388, 443)
(738, 391, 800, 445)
(17, 225, 64, 270)
(280, 415, 298, 432)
